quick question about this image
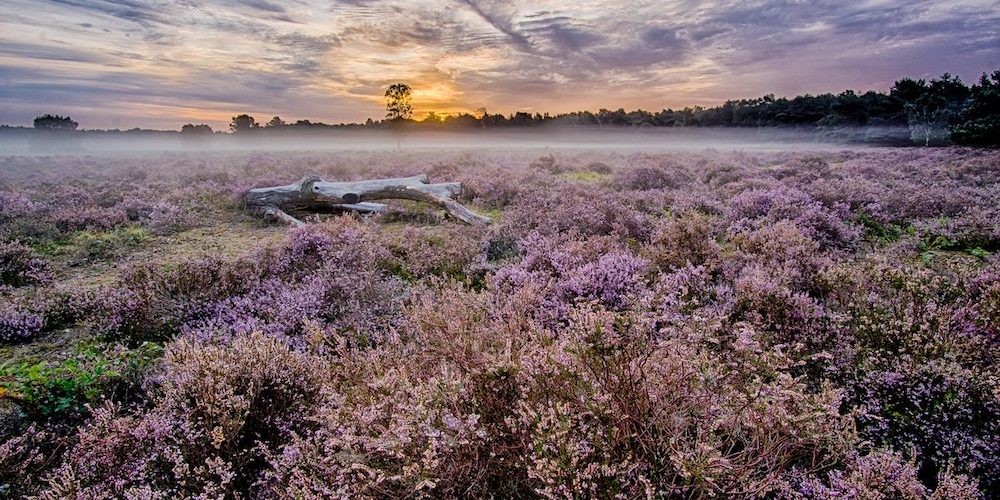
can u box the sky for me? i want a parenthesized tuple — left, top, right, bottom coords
(1, 0, 998, 130)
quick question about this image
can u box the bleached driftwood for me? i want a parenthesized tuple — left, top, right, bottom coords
(246, 174, 490, 226)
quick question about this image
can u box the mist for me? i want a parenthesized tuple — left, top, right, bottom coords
(0, 127, 911, 156)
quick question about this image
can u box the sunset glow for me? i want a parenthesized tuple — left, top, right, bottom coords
(2, 0, 998, 129)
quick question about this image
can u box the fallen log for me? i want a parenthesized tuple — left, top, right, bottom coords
(246, 174, 491, 226)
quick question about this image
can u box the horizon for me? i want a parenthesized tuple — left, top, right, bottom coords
(2, 1, 999, 130)
(0, 76, 980, 132)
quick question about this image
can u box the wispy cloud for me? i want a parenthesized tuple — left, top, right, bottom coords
(0, 0, 997, 129)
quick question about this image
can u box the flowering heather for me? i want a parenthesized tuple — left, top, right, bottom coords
(0, 240, 51, 287)
(0, 302, 44, 342)
(0, 148, 996, 497)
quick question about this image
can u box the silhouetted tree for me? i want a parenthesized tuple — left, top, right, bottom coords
(181, 123, 213, 135)
(230, 114, 259, 133)
(266, 116, 286, 127)
(951, 71, 1000, 147)
(384, 83, 413, 121)
(33, 114, 78, 131)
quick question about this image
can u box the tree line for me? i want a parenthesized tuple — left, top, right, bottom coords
(11, 69, 999, 146)
(209, 70, 1000, 147)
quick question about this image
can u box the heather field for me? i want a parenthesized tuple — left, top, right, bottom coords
(1, 147, 999, 498)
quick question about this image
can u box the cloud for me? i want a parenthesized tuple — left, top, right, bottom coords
(236, 0, 287, 14)
(457, 0, 533, 50)
(0, 0, 997, 129)
(0, 41, 116, 64)
(45, 0, 176, 26)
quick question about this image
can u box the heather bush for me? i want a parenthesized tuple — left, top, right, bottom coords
(963, 263, 1000, 340)
(264, 369, 488, 498)
(0, 301, 44, 343)
(52, 206, 129, 232)
(500, 183, 653, 241)
(41, 333, 326, 498)
(668, 183, 726, 215)
(466, 171, 525, 209)
(725, 220, 830, 292)
(725, 187, 860, 250)
(529, 153, 566, 174)
(0, 425, 58, 497)
(0, 240, 51, 287)
(613, 164, 683, 190)
(914, 210, 1000, 257)
(479, 226, 521, 263)
(0, 149, 997, 497)
(834, 262, 1000, 490)
(782, 449, 980, 499)
(96, 217, 406, 346)
(493, 234, 649, 323)
(851, 362, 1000, 490)
(144, 201, 198, 235)
(376, 224, 485, 281)
(0, 191, 36, 220)
(647, 211, 722, 270)
(510, 305, 857, 497)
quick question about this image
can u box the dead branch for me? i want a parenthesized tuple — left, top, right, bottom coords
(246, 174, 490, 226)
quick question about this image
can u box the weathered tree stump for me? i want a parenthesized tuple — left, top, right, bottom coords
(246, 174, 490, 226)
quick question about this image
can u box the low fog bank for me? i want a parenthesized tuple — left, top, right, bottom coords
(0, 127, 910, 155)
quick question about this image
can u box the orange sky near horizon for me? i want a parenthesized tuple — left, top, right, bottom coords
(1, 0, 998, 130)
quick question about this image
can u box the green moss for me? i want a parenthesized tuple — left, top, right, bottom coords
(69, 225, 150, 262)
(559, 170, 610, 183)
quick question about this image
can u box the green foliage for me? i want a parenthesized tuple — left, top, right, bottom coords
(951, 70, 1000, 147)
(892, 74, 970, 146)
(70, 226, 148, 261)
(916, 228, 993, 263)
(0, 342, 162, 420)
(855, 211, 908, 244)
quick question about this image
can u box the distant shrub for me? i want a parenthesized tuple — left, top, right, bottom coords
(585, 161, 613, 174)
(529, 154, 568, 174)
